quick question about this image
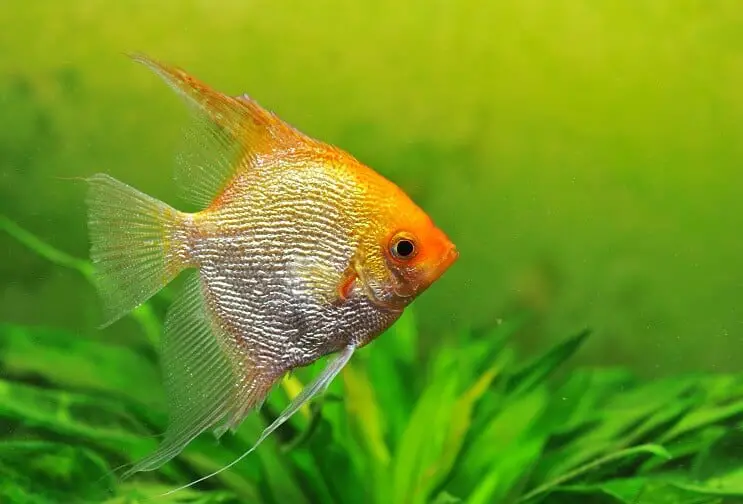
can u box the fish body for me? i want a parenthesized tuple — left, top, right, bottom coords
(86, 54, 457, 483)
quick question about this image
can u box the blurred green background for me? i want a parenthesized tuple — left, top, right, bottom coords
(2, 0, 743, 376)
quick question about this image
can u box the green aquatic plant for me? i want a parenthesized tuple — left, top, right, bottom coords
(2, 215, 743, 504)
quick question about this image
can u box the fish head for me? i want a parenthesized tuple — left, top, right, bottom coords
(357, 184, 458, 310)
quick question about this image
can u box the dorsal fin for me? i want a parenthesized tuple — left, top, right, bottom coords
(130, 53, 309, 208)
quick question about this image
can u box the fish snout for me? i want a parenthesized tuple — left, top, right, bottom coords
(425, 240, 458, 285)
(443, 243, 459, 269)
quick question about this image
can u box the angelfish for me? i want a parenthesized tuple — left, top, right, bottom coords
(86, 54, 458, 490)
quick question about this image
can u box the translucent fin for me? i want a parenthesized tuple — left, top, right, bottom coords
(161, 344, 356, 497)
(130, 53, 311, 208)
(123, 271, 272, 477)
(86, 173, 186, 327)
(174, 113, 246, 208)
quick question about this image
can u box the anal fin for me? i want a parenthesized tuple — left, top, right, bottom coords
(123, 271, 272, 477)
(160, 344, 356, 496)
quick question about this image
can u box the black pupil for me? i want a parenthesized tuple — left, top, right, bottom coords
(395, 239, 415, 257)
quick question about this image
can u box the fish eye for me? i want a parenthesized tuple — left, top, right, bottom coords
(390, 235, 417, 260)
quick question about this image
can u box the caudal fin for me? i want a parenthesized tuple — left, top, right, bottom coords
(86, 173, 188, 327)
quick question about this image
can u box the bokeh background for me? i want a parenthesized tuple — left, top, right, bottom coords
(2, 0, 743, 376)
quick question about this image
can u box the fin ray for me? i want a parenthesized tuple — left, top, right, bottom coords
(86, 173, 185, 327)
(174, 114, 246, 207)
(130, 53, 308, 208)
(161, 344, 356, 497)
(123, 271, 275, 476)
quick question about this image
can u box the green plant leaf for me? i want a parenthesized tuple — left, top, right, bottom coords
(0, 379, 152, 454)
(466, 435, 545, 504)
(568, 479, 725, 504)
(451, 390, 549, 502)
(519, 444, 671, 503)
(0, 323, 163, 408)
(506, 329, 591, 397)
(430, 490, 462, 503)
(535, 376, 693, 483)
(343, 360, 391, 467)
(0, 213, 164, 344)
(0, 215, 93, 279)
(392, 353, 462, 504)
(103, 482, 236, 503)
(425, 359, 503, 493)
(660, 375, 743, 445)
(0, 441, 114, 504)
(342, 359, 393, 503)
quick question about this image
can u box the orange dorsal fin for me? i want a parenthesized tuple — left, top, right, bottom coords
(130, 53, 309, 208)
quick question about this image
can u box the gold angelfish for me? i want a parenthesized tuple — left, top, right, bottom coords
(86, 54, 458, 491)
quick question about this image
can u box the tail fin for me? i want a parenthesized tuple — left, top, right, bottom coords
(86, 173, 188, 327)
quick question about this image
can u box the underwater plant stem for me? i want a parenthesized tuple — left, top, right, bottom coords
(0, 215, 93, 278)
(0, 214, 161, 345)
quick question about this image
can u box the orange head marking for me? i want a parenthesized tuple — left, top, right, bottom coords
(355, 176, 458, 309)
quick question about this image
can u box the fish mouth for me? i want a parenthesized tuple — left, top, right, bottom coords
(427, 244, 459, 284)
(441, 245, 459, 270)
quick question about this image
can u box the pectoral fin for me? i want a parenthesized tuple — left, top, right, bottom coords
(337, 266, 357, 302)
